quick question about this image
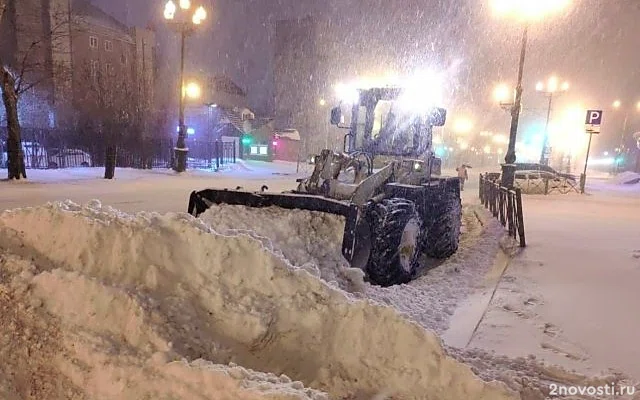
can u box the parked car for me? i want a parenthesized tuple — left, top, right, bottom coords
(514, 162, 576, 182)
(514, 169, 578, 194)
(48, 148, 92, 168)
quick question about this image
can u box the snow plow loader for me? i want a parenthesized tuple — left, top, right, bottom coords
(188, 86, 461, 287)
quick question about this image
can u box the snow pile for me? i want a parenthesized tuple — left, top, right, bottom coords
(0, 253, 327, 400)
(0, 200, 517, 399)
(609, 171, 640, 185)
(201, 205, 352, 286)
(200, 204, 501, 334)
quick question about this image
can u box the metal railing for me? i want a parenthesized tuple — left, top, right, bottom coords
(479, 173, 526, 247)
(1, 128, 237, 171)
(514, 174, 580, 195)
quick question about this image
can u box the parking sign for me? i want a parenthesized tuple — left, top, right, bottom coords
(585, 110, 602, 134)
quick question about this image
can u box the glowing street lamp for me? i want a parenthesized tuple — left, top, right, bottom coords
(493, 83, 511, 104)
(536, 76, 569, 165)
(490, 0, 571, 186)
(164, 0, 207, 172)
(183, 82, 201, 99)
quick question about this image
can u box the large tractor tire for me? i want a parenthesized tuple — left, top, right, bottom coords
(365, 198, 423, 286)
(422, 179, 462, 258)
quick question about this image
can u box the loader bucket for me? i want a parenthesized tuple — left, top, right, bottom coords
(188, 189, 366, 265)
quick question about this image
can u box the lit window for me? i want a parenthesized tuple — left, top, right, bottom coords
(259, 146, 268, 155)
(250, 146, 258, 155)
(89, 36, 98, 48)
(104, 40, 113, 51)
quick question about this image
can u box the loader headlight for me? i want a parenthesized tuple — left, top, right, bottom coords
(413, 162, 422, 171)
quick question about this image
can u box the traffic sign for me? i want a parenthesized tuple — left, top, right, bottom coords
(585, 110, 602, 125)
(581, 110, 602, 193)
(585, 110, 603, 134)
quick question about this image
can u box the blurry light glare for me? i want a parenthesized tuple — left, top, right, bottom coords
(164, 0, 176, 19)
(184, 82, 201, 99)
(613, 100, 621, 108)
(459, 142, 469, 150)
(397, 70, 444, 110)
(433, 135, 443, 144)
(195, 6, 206, 19)
(588, 157, 615, 166)
(536, 76, 569, 93)
(492, 134, 508, 144)
(186, 127, 195, 135)
(336, 69, 445, 109)
(319, 98, 326, 106)
(453, 118, 473, 134)
(603, 151, 609, 156)
(491, 0, 571, 20)
(483, 145, 491, 154)
(335, 82, 359, 104)
(192, 6, 206, 24)
(494, 84, 510, 103)
(179, 0, 190, 10)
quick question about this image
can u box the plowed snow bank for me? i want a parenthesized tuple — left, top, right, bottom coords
(0, 200, 516, 399)
(610, 171, 640, 185)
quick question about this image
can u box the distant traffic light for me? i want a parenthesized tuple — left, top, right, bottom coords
(241, 135, 252, 145)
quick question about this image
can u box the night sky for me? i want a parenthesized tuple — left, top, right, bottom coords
(92, 0, 640, 152)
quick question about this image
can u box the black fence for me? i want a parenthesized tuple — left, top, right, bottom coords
(0, 128, 237, 171)
(513, 172, 580, 195)
(479, 173, 526, 247)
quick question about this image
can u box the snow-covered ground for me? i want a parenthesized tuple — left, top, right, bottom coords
(0, 160, 310, 213)
(1, 162, 639, 398)
(457, 170, 640, 383)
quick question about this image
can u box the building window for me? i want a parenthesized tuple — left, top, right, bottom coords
(89, 36, 98, 49)
(104, 40, 113, 51)
(120, 53, 127, 65)
(104, 63, 113, 76)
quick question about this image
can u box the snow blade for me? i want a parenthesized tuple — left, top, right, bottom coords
(188, 188, 363, 264)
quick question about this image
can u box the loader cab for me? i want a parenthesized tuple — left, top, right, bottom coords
(330, 87, 446, 157)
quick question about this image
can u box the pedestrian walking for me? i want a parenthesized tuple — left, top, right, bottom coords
(456, 164, 469, 191)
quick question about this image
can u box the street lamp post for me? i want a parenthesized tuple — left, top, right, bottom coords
(501, 24, 528, 187)
(536, 77, 569, 166)
(164, 0, 207, 173)
(490, 0, 571, 187)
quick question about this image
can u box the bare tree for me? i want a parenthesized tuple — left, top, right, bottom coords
(78, 60, 143, 179)
(0, 1, 73, 179)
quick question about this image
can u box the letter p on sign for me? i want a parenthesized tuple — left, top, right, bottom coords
(586, 110, 603, 125)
